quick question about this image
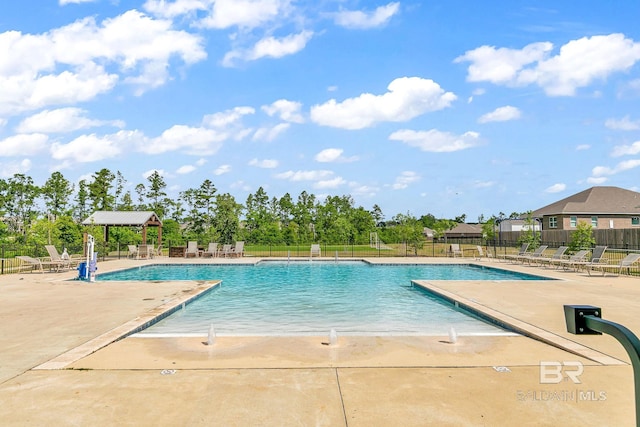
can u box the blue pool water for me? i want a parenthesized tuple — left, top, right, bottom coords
(99, 261, 549, 336)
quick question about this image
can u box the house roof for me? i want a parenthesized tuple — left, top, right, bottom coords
(82, 211, 162, 227)
(532, 186, 640, 217)
(445, 223, 483, 235)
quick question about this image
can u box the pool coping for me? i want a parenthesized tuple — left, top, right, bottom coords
(411, 280, 625, 366)
(34, 258, 623, 370)
(34, 280, 221, 370)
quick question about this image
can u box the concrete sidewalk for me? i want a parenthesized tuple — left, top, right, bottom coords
(0, 257, 638, 426)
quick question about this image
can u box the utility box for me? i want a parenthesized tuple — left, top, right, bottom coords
(563, 305, 602, 335)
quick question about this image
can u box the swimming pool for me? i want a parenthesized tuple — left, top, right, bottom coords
(99, 261, 550, 336)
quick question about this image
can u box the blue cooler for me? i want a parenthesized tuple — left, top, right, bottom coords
(78, 262, 87, 280)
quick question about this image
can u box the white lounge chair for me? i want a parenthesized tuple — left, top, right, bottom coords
(587, 252, 640, 276)
(229, 241, 244, 258)
(448, 244, 463, 257)
(310, 244, 321, 257)
(553, 250, 589, 270)
(474, 245, 492, 260)
(502, 243, 530, 263)
(45, 245, 79, 270)
(535, 246, 568, 267)
(571, 246, 608, 271)
(185, 241, 199, 258)
(17, 255, 62, 273)
(220, 244, 233, 257)
(127, 245, 139, 259)
(517, 245, 548, 264)
(202, 243, 218, 258)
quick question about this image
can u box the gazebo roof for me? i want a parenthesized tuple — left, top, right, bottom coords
(82, 211, 162, 227)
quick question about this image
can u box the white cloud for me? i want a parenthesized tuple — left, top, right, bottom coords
(456, 34, 640, 96)
(587, 176, 609, 185)
(147, 125, 226, 155)
(143, 0, 212, 19)
(223, 31, 313, 66)
(0, 10, 206, 115)
(591, 159, 640, 178)
(248, 158, 279, 168)
(51, 130, 141, 164)
(0, 159, 31, 177)
(198, 0, 290, 30)
(310, 77, 456, 129)
(60, 0, 96, 4)
(176, 165, 197, 174)
(261, 99, 304, 123)
(315, 148, 358, 163)
(611, 141, 640, 157)
(252, 123, 290, 141)
(16, 107, 123, 133)
(392, 171, 420, 190)
(334, 2, 400, 29)
(143, 169, 168, 179)
(275, 170, 334, 181)
(576, 144, 590, 151)
(545, 183, 566, 193)
(195, 158, 207, 166)
(203, 106, 255, 128)
(214, 164, 232, 175)
(389, 129, 481, 152)
(478, 105, 521, 123)
(605, 115, 640, 130)
(314, 176, 346, 189)
(473, 180, 495, 189)
(0, 133, 49, 156)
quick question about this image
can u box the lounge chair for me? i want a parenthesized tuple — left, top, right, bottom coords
(587, 253, 640, 276)
(127, 245, 139, 259)
(202, 242, 218, 258)
(310, 244, 321, 257)
(474, 245, 492, 260)
(448, 244, 463, 258)
(16, 255, 62, 273)
(228, 241, 244, 258)
(45, 245, 80, 270)
(220, 244, 233, 257)
(535, 246, 568, 267)
(553, 250, 589, 270)
(571, 246, 608, 272)
(502, 243, 530, 263)
(155, 245, 163, 257)
(517, 245, 548, 264)
(138, 244, 153, 259)
(185, 241, 199, 258)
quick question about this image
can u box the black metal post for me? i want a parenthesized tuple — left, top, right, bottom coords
(564, 305, 640, 426)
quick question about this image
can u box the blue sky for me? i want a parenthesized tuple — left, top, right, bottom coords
(1, 1, 640, 221)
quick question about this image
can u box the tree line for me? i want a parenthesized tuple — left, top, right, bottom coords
(0, 169, 525, 253)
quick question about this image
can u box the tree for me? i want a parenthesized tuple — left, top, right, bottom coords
(114, 171, 127, 210)
(213, 193, 242, 244)
(518, 212, 540, 248)
(569, 221, 596, 253)
(391, 212, 424, 255)
(88, 168, 115, 211)
(146, 171, 167, 218)
(5, 174, 40, 235)
(73, 179, 90, 221)
(41, 171, 73, 218)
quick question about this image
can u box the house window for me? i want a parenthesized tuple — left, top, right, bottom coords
(549, 217, 557, 229)
(632, 217, 640, 226)
(591, 216, 598, 227)
(570, 216, 577, 227)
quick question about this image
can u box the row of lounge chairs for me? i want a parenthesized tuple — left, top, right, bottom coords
(500, 243, 640, 276)
(17, 245, 83, 273)
(185, 241, 245, 258)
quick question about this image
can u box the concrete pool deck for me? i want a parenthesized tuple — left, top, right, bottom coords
(0, 256, 638, 426)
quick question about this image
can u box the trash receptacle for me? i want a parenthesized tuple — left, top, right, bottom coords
(78, 262, 87, 280)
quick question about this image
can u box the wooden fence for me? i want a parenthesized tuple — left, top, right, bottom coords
(499, 229, 640, 250)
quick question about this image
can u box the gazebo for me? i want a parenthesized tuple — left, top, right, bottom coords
(82, 211, 163, 245)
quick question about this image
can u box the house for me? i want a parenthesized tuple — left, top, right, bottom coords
(444, 223, 483, 239)
(531, 186, 640, 231)
(498, 219, 541, 232)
